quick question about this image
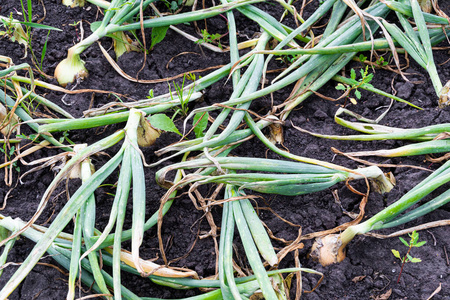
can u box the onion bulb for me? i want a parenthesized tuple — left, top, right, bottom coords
(54, 49, 88, 87)
(310, 234, 346, 266)
(137, 114, 161, 147)
(62, 0, 85, 7)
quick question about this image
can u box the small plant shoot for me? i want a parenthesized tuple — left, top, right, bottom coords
(195, 29, 223, 49)
(150, 26, 169, 50)
(391, 230, 426, 283)
(193, 112, 209, 138)
(336, 63, 374, 105)
(148, 114, 181, 136)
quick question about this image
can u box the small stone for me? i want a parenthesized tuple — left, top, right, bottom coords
(395, 81, 414, 99)
(393, 288, 405, 297)
(313, 109, 328, 120)
(291, 115, 306, 124)
(373, 279, 384, 289)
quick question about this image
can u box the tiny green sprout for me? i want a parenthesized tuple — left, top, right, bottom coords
(277, 54, 300, 65)
(0, 13, 28, 46)
(335, 66, 374, 105)
(0, 145, 20, 172)
(185, 72, 196, 82)
(391, 230, 426, 283)
(195, 29, 223, 49)
(358, 54, 368, 63)
(375, 56, 389, 67)
(0, 13, 16, 39)
(69, 21, 81, 27)
(161, 0, 183, 12)
(147, 89, 154, 99)
(16, 133, 39, 143)
(59, 131, 75, 145)
(169, 73, 196, 118)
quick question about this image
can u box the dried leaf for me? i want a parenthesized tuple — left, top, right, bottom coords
(426, 283, 442, 300)
(352, 275, 366, 283)
(374, 288, 392, 300)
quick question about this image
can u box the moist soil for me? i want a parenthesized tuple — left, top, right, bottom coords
(0, 0, 450, 299)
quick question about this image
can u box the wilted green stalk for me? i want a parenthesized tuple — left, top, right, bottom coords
(381, 0, 443, 102)
(299, 107, 450, 142)
(55, 0, 263, 85)
(312, 160, 450, 266)
(0, 110, 145, 298)
(156, 156, 394, 196)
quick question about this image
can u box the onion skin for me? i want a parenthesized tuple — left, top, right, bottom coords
(62, 0, 85, 7)
(310, 234, 346, 266)
(54, 52, 88, 87)
(137, 115, 161, 147)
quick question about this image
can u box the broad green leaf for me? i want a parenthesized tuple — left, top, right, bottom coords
(391, 249, 401, 259)
(363, 73, 374, 84)
(410, 257, 422, 263)
(150, 26, 169, 49)
(148, 114, 181, 136)
(350, 69, 356, 80)
(414, 241, 427, 247)
(170, 1, 178, 11)
(355, 89, 361, 100)
(336, 84, 346, 91)
(193, 112, 209, 138)
(399, 237, 409, 248)
(90, 21, 101, 32)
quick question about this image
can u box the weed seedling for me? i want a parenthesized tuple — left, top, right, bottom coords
(335, 57, 374, 105)
(161, 0, 183, 12)
(195, 29, 223, 49)
(391, 230, 426, 283)
(375, 56, 389, 67)
(0, 13, 28, 46)
(169, 73, 196, 118)
(0, 145, 19, 172)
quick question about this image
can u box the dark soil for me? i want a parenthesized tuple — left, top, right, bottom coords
(1, 0, 450, 299)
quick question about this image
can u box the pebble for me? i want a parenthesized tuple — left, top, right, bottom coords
(373, 279, 384, 289)
(393, 288, 405, 297)
(395, 81, 414, 99)
(313, 109, 328, 120)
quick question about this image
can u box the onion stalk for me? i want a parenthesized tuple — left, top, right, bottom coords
(0, 214, 320, 298)
(219, 184, 280, 299)
(381, 0, 443, 103)
(296, 107, 450, 158)
(0, 109, 153, 298)
(55, 0, 263, 86)
(299, 107, 450, 142)
(311, 160, 450, 266)
(155, 156, 394, 196)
